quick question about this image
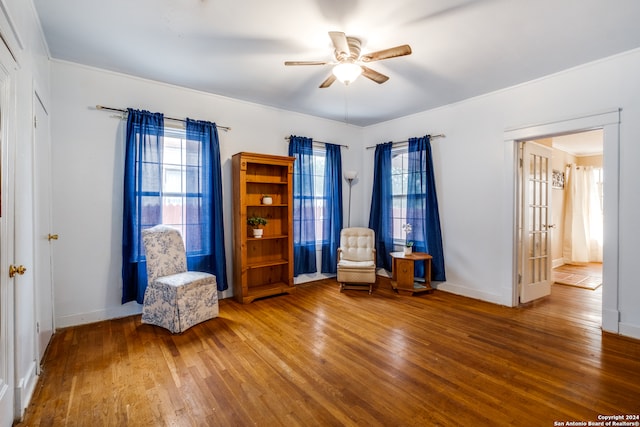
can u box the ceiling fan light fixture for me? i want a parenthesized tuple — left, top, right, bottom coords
(332, 62, 362, 85)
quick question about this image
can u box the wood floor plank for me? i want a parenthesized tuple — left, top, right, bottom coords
(17, 278, 640, 426)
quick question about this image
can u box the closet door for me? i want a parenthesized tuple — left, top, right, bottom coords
(34, 92, 55, 363)
(0, 36, 17, 426)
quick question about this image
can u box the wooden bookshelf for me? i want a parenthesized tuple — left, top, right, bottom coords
(232, 152, 295, 303)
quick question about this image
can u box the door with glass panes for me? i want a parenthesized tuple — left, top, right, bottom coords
(519, 141, 552, 303)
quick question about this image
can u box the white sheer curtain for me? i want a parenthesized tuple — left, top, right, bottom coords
(563, 164, 603, 263)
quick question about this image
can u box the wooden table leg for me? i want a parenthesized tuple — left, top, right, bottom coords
(391, 257, 399, 292)
(424, 257, 433, 291)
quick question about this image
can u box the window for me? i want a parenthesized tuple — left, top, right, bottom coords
(311, 147, 327, 245)
(151, 127, 205, 253)
(391, 147, 410, 246)
(160, 129, 188, 237)
(593, 167, 604, 212)
(291, 147, 326, 247)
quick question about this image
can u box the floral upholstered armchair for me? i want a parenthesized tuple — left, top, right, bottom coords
(141, 225, 219, 333)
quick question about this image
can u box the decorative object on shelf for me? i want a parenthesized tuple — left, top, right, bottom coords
(404, 241, 414, 255)
(247, 216, 267, 238)
(344, 170, 358, 227)
(402, 223, 413, 255)
(262, 194, 273, 205)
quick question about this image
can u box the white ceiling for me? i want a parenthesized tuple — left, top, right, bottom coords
(33, 0, 640, 127)
(552, 129, 603, 156)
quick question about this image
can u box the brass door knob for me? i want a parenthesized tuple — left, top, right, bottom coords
(9, 264, 26, 278)
(48, 233, 59, 241)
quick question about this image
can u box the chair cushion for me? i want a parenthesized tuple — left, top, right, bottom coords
(337, 260, 375, 268)
(155, 271, 215, 288)
(142, 225, 188, 283)
(339, 227, 375, 262)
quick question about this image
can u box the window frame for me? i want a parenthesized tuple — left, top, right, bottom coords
(391, 146, 410, 247)
(311, 146, 328, 246)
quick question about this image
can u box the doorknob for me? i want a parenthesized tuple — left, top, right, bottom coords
(9, 264, 27, 278)
(48, 233, 59, 241)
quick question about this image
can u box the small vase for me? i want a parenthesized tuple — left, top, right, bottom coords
(262, 196, 273, 205)
(404, 246, 412, 255)
(252, 228, 264, 238)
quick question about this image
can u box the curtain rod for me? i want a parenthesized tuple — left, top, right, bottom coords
(95, 105, 231, 132)
(284, 136, 349, 149)
(365, 134, 446, 150)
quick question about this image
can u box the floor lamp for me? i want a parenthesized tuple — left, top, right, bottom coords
(344, 171, 358, 227)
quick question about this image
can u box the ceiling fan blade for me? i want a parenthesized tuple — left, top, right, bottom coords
(284, 60, 328, 66)
(329, 31, 350, 59)
(361, 66, 389, 84)
(319, 74, 337, 88)
(360, 45, 412, 62)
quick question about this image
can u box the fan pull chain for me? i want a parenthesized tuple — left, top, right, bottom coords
(344, 85, 349, 125)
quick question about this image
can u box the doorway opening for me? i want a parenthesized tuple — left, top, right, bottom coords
(528, 130, 604, 321)
(505, 109, 620, 333)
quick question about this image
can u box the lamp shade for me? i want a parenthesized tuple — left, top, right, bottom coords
(344, 170, 358, 180)
(332, 63, 362, 85)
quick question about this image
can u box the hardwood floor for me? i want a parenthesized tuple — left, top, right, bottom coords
(17, 278, 640, 426)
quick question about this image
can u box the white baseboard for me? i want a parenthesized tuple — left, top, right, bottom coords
(14, 361, 37, 421)
(294, 272, 335, 284)
(619, 322, 640, 340)
(376, 269, 392, 278)
(552, 258, 565, 269)
(435, 281, 508, 306)
(55, 301, 142, 328)
(602, 308, 620, 333)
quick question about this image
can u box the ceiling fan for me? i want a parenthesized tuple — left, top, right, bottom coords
(284, 31, 412, 88)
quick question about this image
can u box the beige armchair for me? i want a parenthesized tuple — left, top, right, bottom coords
(337, 227, 377, 294)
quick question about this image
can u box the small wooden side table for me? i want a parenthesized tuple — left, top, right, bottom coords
(390, 252, 433, 295)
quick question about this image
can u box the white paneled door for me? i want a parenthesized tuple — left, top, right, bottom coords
(34, 93, 54, 363)
(0, 38, 16, 425)
(519, 142, 552, 303)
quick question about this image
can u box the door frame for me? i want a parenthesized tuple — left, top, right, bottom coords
(504, 109, 620, 332)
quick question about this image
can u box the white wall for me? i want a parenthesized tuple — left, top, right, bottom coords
(49, 60, 363, 327)
(362, 48, 640, 338)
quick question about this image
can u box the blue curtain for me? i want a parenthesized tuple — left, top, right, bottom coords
(321, 143, 343, 274)
(185, 119, 228, 291)
(368, 142, 395, 271)
(122, 111, 229, 304)
(122, 109, 164, 304)
(288, 135, 317, 276)
(407, 136, 446, 281)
